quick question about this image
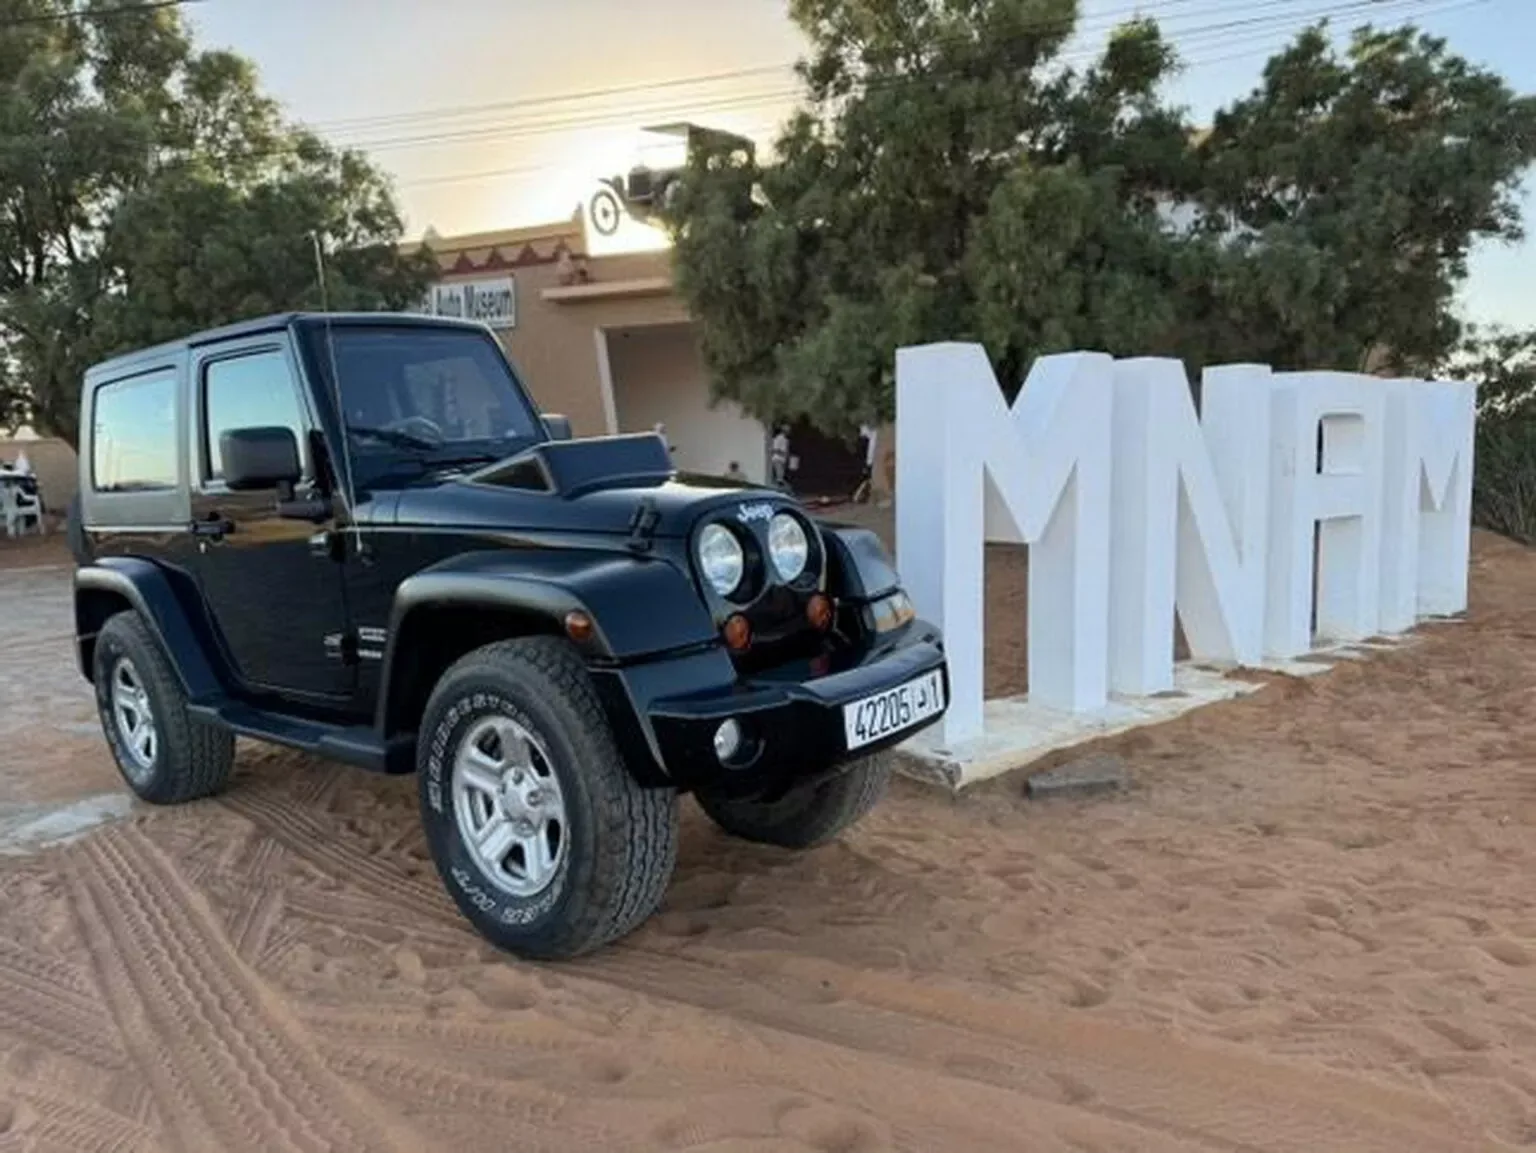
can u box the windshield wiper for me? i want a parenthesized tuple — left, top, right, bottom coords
(348, 425, 441, 453)
(432, 451, 506, 469)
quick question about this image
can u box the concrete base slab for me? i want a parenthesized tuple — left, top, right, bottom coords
(898, 663, 1262, 789)
(0, 793, 134, 855)
(1246, 632, 1420, 676)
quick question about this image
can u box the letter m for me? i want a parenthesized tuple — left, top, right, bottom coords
(1379, 379, 1478, 629)
(896, 344, 1113, 747)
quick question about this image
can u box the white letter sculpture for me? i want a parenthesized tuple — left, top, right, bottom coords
(896, 344, 1113, 746)
(1107, 359, 1272, 695)
(895, 342, 1476, 760)
(1379, 379, 1477, 631)
(1266, 373, 1387, 655)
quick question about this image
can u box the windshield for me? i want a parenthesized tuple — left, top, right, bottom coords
(303, 323, 544, 484)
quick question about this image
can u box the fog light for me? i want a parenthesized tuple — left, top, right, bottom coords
(713, 719, 743, 763)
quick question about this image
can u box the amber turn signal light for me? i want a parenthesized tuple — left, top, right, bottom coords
(564, 610, 595, 643)
(806, 593, 834, 631)
(722, 613, 752, 651)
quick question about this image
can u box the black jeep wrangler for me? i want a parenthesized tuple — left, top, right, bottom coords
(71, 313, 948, 958)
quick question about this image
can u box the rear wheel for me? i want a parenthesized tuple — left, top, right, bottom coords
(417, 637, 678, 959)
(92, 612, 235, 804)
(695, 754, 892, 849)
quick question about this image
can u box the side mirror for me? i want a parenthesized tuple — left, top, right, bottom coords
(543, 414, 573, 442)
(222, 426, 301, 491)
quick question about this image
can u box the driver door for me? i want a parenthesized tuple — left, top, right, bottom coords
(188, 336, 354, 702)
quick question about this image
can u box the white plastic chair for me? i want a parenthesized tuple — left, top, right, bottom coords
(0, 477, 42, 537)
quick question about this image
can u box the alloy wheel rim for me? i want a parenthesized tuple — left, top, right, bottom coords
(110, 657, 157, 782)
(451, 714, 568, 899)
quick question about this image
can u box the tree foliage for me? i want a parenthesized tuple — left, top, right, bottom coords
(1192, 24, 1536, 374)
(667, 0, 1536, 433)
(1445, 326, 1536, 543)
(0, 0, 432, 447)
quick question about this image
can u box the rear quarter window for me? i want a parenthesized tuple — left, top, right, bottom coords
(92, 369, 179, 492)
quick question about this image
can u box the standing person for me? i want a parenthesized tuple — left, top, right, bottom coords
(853, 423, 877, 503)
(724, 460, 747, 483)
(769, 424, 791, 490)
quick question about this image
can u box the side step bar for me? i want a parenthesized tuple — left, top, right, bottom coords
(188, 701, 416, 775)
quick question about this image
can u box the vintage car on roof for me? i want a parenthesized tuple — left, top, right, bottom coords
(71, 312, 948, 958)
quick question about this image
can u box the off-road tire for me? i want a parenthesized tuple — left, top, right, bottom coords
(417, 636, 679, 959)
(92, 611, 235, 805)
(695, 754, 892, 849)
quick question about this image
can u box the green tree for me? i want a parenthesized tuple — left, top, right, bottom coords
(668, 1, 1536, 431)
(1192, 24, 1536, 375)
(669, 0, 1189, 430)
(0, 0, 432, 447)
(1445, 326, 1536, 542)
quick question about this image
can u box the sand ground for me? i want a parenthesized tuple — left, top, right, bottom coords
(0, 525, 1533, 1151)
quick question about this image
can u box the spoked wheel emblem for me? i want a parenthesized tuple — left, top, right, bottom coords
(452, 715, 569, 897)
(110, 657, 157, 782)
(589, 188, 623, 236)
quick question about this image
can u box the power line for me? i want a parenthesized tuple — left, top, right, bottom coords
(335, 0, 1452, 156)
(307, 0, 1331, 142)
(396, 0, 1468, 196)
(309, 63, 797, 135)
(1179, 0, 1487, 70)
(0, 0, 204, 28)
(334, 86, 803, 154)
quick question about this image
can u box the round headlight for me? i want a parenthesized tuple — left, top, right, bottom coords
(768, 512, 810, 581)
(697, 523, 745, 595)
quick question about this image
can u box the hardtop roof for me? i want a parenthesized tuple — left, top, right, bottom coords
(83, 311, 492, 382)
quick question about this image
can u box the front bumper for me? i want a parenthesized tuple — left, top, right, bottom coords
(591, 622, 948, 794)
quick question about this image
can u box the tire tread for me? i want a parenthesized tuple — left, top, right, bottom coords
(96, 612, 234, 805)
(422, 636, 677, 958)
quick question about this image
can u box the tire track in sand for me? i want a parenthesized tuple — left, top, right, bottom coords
(67, 824, 422, 1153)
(0, 939, 130, 1070)
(217, 788, 1486, 1150)
(217, 789, 457, 929)
(296, 999, 1211, 1152)
(570, 943, 1495, 1153)
(0, 1073, 159, 1153)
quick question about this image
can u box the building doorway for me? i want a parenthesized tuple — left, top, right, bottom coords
(603, 322, 768, 482)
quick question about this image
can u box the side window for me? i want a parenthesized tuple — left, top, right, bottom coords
(203, 349, 307, 482)
(92, 370, 179, 492)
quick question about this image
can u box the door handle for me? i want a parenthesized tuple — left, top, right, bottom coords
(191, 515, 235, 541)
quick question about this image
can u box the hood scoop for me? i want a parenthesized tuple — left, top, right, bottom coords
(470, 432, 675, 499)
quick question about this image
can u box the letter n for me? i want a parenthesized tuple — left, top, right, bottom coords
(1107, 360, 1271, 694)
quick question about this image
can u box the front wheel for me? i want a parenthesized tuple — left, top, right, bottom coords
(417, 637, 678, 959)
(695, 755, 892, 849)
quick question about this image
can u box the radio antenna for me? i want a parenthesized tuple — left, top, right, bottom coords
(310, 230, 361, 549)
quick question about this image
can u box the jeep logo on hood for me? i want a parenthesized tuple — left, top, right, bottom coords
(737, 502, 777, 523)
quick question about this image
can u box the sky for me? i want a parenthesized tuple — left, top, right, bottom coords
(186, 0, 1536, 330)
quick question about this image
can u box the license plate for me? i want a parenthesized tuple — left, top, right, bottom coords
(842, 669, 945, 751)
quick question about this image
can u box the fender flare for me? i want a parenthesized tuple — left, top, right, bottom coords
(375, 549, 721, 738)
(816, 522, 901, 602)
(74, 559, 227, 703)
